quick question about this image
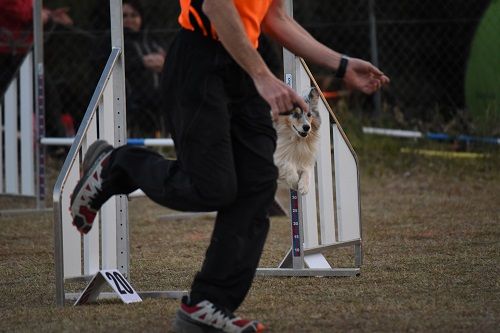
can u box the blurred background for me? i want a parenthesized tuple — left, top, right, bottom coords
(24, 0, 500, 138)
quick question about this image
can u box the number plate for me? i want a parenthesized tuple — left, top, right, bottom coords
(74, 269, 142, 305)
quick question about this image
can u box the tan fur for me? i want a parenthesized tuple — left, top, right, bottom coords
(274, 88, 320, 194)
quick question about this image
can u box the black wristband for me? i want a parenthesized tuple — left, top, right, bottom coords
(335, 55, 349, 79)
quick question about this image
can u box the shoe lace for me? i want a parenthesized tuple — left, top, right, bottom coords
(188, 300, 235, 331)
(208, 303, 236, 328)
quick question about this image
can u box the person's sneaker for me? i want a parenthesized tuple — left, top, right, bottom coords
(173, 296, 266, 333)
(70, 140, 114, 234)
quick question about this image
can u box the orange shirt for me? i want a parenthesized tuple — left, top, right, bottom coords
(178, 0, 273, 48)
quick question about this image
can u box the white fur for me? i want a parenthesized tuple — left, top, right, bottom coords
(274, 88, 320, 194)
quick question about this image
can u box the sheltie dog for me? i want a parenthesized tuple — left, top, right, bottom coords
(274, 87, 321, 195)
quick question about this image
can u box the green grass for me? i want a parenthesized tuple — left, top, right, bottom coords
(0, 137, 499, 332)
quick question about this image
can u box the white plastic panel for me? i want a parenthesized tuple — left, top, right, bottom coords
(301, 174, 318, 248)
(83, 116, 100, 275)
(100, 82, 117, 270)
(315, 98, 336, 245)
(20, 53, 34, 195)
(62, 161, 82, 278)
(304, 253, 332, 269)
(332, 125, 360, 241)
(4, 80, 19, 194)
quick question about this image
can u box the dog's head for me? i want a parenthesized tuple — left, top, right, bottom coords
(281, 87, 321, 139)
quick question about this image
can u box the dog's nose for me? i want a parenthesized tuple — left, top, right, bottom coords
(303, 124, 310, 132)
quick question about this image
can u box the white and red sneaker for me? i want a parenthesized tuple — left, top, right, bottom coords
(70, 140, 114, 234)
(173, 296, 266, 333)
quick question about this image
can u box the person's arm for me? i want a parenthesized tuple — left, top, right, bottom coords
(202, 0, 308, 119)
(262, 0, 389, 94)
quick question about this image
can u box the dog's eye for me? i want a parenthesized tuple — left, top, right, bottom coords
(307, 112, 312, 117)
(293, 113, 301, 119)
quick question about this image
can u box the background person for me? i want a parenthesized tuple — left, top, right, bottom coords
(122, 0, 167, 137)
(0, 0, 74, 138)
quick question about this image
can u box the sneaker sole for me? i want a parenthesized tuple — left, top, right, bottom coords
(70, 140, 113, 208)
(70, 141, 113, 233)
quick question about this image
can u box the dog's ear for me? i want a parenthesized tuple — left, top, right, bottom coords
(308, 87, 319, 108)
(307, 87, 320, 116)
(306, 88, 321, 129)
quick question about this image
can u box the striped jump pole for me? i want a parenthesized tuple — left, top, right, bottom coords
(40, 137, 175, 147)
(363, 127, 500, 145)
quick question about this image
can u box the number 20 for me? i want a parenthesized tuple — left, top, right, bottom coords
(105, 272, 133, 294)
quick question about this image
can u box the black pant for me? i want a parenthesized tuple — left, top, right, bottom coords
(106, 30, 278, 311)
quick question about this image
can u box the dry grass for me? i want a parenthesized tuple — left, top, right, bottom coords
(0, 143, 499, 332)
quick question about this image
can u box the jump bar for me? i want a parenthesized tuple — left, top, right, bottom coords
(41, 137, 175, 147)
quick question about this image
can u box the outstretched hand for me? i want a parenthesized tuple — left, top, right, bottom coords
(343, 58, 390, 94)
(253, 73, 308, 122)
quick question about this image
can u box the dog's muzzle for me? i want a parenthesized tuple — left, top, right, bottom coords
(293, 125, 309, 138)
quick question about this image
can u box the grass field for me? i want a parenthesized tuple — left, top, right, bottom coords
(0, 137, 499, 332)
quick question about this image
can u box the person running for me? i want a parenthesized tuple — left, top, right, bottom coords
(70, 0, 389, 332)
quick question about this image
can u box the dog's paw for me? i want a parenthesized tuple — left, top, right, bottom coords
(298, 171, 310, 195)
(298, 182, 309, 195)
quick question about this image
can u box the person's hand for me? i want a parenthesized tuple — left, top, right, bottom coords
(343, 57, 390, 94)
(50, 7, 73, 26)
(252, 72, 308, 122)
(42, 8, 51, 25)
(143, 53, 165, 73)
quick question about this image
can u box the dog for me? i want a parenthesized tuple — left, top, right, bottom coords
(274, 87, 321, 195)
